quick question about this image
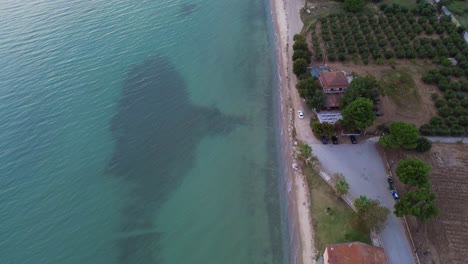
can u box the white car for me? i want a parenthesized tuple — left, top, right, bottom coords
(298, 110, 304, 119)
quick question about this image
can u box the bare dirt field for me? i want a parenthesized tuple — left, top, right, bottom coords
(384, 144, 468, 264)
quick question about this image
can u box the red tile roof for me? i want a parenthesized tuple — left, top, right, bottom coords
(326, 242, 388, 264)
(319, 71, 349, 89)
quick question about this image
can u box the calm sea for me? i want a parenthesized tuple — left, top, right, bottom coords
(0, 0, 290, 263)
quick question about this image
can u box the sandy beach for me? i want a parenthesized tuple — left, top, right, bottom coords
(270, 0, 317, 263)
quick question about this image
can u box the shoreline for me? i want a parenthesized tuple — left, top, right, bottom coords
(270, 0, 316, 263)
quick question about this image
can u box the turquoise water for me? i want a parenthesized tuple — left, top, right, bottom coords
(0, 0, 290, 263)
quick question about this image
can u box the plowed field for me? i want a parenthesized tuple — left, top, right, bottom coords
(384, 144, 468, 264)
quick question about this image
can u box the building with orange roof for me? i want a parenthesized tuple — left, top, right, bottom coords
(318, 71, 349, 94)
(323, 242, 388, 264)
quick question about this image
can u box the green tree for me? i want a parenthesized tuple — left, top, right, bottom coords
(394, 188, 438, 221)
(344, 0, 365, 12)
(306, 89, 326, 110)
(311, 121, 335, 138)
(293, 49, 312, 63)
(379, 121, 419, 149)
(293, 58, 308, 76)
(342, 98, 376, 129)
(353, 196, 390, 232)
(293, 34, 306, 42)
(296, 78, 320, 98)
(334, 174, 350, 196)
(340, 76, 380, 109)
(415, 137, 432, 152)
(395, 157, 431, 188)
(298, 143, 312, 160)
(293, 41, 308, 51)
(296, 78, 325, 109)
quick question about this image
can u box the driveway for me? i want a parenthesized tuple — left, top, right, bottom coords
(311, 140, 415, 264)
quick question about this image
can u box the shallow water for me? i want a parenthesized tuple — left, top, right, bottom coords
(0, 0, 289, 263)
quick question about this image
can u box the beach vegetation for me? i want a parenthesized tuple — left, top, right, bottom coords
(395, 157, 431, 188)
(341, 98, 376, 129)
(353, 195, 390, 232)
(379, 121, 419, 149)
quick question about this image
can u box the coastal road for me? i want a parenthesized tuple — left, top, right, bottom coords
(310, 140, 415, 264)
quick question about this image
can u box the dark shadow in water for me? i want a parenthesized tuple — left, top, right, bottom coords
(178, 3, 198, 16)
(108, 55, 242, 263)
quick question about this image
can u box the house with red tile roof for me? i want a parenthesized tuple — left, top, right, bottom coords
(318, 71, 349, 94)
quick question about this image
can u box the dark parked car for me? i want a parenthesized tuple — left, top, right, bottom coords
(349, 135, 357, 144)
(391, 190, 400, 200)
(321, 136, 328, 144)
(387, 178, 394, 190)
(331, 136, 338, 145)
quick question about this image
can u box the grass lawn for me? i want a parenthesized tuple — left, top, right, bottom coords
(380, 69, 421, 108)
(303, 164, 371, 254)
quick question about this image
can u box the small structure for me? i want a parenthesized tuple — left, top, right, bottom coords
(441, 6, 451, 16)
(317, 110, 342, 124)
(448, 57, 458, 65)
(323, 242, 388, 264)
(318, 71, 349, 93)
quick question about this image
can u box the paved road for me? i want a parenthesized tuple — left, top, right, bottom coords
(311, 140, 415, 264)
(427, 136, 467, 144)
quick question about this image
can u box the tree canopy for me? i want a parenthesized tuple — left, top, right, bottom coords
(344, 0, 365, 12)
(395, 157, 431, 188)
(416, 137, 432, 152)
(293, 58, 308, 76)
(334, 175, 350, 197)
(307, 89, 326, 110)
(353, 195, 390, 232)
(342, 98, 376, 129)
(394, 188, 439, 222)
(340, 76, 380, 109)
(379, 121, 419, 149)
(311, 121, 335, 138)
(296, 78, 325, 110)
